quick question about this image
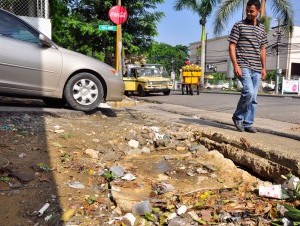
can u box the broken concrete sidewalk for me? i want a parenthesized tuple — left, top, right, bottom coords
(122, 102, 300, 181)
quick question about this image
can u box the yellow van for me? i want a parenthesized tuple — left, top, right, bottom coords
(123, 66, 173, 96)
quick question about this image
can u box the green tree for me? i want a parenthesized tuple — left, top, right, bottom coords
(146, 42, 189, 79)
(266, 70, 276, 81)
(49, 0, 164, 65)
(174, 0, 221, 84)
(213, 0, 294, 35)
(209, 72, 226, 84)
(122, 0, 164, 54)
(50, 0, 111, 59)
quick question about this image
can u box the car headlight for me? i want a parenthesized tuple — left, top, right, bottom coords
(147, 81, 153, 86)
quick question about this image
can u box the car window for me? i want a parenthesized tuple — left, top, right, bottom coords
(136, 69, 146, 77)
(0, 10, 39, 44)
(136, 68, 159, 77)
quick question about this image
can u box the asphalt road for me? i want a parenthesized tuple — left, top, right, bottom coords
(0, 91, 299, 125)
(132, 90, 300, 125)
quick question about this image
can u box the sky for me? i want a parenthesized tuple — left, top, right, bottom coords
(155, 0, 300, 46)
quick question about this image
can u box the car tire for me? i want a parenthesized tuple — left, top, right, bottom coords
(138, 85, 146, 97)
(163, 90, 171, 95)
(64, 72, 103, 112)
(43, 98, 66, 107)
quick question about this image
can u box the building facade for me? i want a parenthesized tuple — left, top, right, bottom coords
(189, 26, 300, 79)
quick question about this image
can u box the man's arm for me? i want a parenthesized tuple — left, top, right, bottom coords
(229, 42, 242, 77)
(260, 46, 267, 80)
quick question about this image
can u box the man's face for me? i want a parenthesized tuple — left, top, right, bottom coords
(246, 5, 260, 21)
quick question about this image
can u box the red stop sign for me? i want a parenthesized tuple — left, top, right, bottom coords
(109, 6, 128, 25)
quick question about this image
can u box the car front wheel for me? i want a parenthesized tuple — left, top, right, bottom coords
(138, 85, 146, 97)
(64, 72, 103, 112)
(163, 90, 171, 95)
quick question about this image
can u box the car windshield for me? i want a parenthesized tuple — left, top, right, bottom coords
(0, 10, 39, 44)
(136, 68, 161, 77)
(146, 64, 168, 76)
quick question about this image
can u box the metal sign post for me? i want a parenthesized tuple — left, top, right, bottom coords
(227, 57, 234, 90)
(108, 2, 128, 78)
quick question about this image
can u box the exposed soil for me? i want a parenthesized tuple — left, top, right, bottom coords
(0, 108, 139, 224)
(0, 106, 292, 225)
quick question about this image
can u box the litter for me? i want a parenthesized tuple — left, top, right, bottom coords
(259, 184, 282, 199)
(38, 203, 50, 216)
(67, 181, 85, 189)
(121, 173, 136, 181)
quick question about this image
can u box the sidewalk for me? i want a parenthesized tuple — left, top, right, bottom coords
(124, 89, 300, 140)
(188, 88, 300, 99)
(153, 101, 300, 140)
(126, 101, 300, 181)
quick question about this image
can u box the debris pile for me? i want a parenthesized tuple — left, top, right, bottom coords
(1, 111, 300, 225)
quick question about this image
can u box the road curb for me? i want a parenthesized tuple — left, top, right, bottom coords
(127, 102, 300, 181)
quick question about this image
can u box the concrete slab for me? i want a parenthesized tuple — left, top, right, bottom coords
(125, 102, 300, 181)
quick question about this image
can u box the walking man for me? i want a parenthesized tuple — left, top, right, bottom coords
(228, 0, 267, 133)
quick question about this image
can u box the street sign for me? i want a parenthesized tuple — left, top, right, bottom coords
(99, 25, 117, 31)
(109, 6, 128, 25)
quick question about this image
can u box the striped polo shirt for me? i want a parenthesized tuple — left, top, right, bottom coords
(228, 19, 268, 72)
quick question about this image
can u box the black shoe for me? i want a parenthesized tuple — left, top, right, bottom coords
(244, 127, 257, 133)
(232, 117, 244, 132)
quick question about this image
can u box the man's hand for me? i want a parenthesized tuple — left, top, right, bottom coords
(234, 65, 242, 77)
(260, 46, 267, 80)
(229, 42, 242, 77)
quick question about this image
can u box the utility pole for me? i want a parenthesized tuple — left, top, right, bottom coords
(116, 0, 123, 78)
(242, 0, 247, 19)
(171, 59, 175, 90)
(200, 18, 206, 86)
(205, 33, 208, 74)
(273, 20, 284, 94)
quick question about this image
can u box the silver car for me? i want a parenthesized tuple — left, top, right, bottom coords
(0, 9, 124, 112)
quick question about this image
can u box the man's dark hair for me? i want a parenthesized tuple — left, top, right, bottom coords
(247, 0, 261, 9)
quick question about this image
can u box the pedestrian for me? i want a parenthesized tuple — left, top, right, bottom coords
(184, 58, 190, 65)
(228, 0, 267, 133)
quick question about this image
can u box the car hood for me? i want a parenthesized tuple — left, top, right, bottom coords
(57, 46, 116, 77)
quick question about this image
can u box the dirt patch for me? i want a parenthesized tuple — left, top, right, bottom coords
(0, 108, 291, 225)
(0, 110, 136, 225)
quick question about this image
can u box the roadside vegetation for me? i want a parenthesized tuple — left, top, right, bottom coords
(49, 0, 189, 76)
(49, 1, 165, 63)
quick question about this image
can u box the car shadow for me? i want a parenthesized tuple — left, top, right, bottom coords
(0, 96, 118, 117)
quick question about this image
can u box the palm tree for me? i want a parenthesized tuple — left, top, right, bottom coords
(213, 0, 294, 35)
(174, 0, 220, 85)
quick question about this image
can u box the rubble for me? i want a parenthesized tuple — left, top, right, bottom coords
(1, 110, 300, 225)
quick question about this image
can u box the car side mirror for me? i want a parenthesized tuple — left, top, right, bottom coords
(39, 34, 52, 47)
